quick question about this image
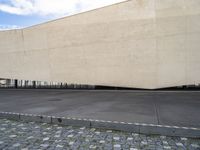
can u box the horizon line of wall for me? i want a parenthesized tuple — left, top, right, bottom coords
(1, 78, 200, 90)
(0, 78, 95, 89)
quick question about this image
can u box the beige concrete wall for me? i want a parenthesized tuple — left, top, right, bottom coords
(0, 0, 200, 89)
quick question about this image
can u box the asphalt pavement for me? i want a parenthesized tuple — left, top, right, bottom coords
(0, 89, 199, 128)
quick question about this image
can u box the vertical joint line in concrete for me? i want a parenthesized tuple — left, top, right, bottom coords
(154, 94, 160, 125)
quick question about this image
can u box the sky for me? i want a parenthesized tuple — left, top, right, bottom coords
(0, 0, 125, 30)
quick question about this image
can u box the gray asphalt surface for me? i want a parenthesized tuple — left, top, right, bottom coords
(0, 89, 199, 128)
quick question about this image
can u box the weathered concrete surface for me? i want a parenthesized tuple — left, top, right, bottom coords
(0, 89, 199, 128)
(0, 0, 200, 89)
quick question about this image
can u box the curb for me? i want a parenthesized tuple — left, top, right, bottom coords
(0, 111, 199, 138)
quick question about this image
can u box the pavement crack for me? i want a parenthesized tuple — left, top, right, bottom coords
(154, 93, 160, 125)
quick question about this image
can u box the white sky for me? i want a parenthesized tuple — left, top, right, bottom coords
(0, 0, 125, 17)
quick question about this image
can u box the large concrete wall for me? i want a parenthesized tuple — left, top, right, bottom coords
(0, 0, 200, 89)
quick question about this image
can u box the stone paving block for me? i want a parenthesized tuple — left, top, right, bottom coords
(0, 118, 200, 149)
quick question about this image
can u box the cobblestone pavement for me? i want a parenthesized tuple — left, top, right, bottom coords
(0, 119, 200, 150)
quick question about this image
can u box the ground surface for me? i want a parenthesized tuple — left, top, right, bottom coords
(0, 89, 200, 128)
(0, 118, 200, 150)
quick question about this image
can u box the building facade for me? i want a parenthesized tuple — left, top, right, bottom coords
(0, 0, 200, 89)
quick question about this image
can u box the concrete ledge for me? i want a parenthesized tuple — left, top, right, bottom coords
(51, 116, 91, 127)
(0, 111, 199, 138)
(91, 120, 140, 133)
(20, 114, 51, 124)
(0, 112, 20, 120)
(139, 124, 200, 138)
